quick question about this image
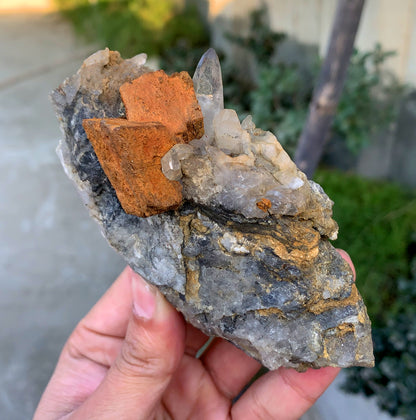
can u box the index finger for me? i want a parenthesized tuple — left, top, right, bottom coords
(336, 248, 356, 281)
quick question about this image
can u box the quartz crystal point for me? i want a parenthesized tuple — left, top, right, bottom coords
(52, 49, 374, 371)
(192, 48, 224, 141)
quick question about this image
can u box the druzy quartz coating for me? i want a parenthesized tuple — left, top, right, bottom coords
(52, 48, 374, 371)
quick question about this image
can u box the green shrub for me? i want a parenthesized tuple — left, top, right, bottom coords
(248, 64, 309, 155)
(315, 170, 416, 326)
(158, 41, 209, 75)
(55, 0, 209, 58)
(334, 45, 405, 153)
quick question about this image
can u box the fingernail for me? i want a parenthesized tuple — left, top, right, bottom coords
(131, 269, 158, 320)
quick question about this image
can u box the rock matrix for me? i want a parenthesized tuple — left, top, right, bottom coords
(52, 48, 374, 370)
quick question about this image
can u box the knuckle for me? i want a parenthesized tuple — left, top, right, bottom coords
(65, 323, 89, 360)
(115, 334, 176, 380)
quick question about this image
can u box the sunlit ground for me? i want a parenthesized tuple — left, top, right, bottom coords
(0, 0, 55, 13)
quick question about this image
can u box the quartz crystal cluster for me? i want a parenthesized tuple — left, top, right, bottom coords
(52, 48, 374, 370)
(162, 50, 337, 239)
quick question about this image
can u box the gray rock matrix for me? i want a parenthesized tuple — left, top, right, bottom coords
(52, 48, 374, 371)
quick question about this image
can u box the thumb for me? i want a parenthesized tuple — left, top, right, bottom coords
(72, 268, 186, 420)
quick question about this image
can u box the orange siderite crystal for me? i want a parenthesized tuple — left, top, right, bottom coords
(82, 70, 204, 217)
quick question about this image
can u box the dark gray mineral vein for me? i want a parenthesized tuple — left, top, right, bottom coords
(52, 48, 374, 370)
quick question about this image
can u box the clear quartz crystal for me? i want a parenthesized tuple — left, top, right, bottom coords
(213, 109, 248, 156)
(126, 53, 147, 68)
(193, 48, 224, 141)
(161, 144, 194, 181)
(241, 115, 255, 132)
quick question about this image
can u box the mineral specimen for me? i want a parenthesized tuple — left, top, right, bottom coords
(52, 47, 374, 370)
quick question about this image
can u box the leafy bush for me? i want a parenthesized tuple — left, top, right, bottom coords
(55, 0, 209, 58)
(248, 64, 309, 155)
(315, 170, 416, 326)
(158, 41, 209, 76)
(334, 45, 405, 153)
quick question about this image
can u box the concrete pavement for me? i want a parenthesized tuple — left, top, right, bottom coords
(0, 13, 124, 419)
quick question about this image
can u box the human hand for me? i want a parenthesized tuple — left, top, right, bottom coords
(34, 250, 355, 420)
